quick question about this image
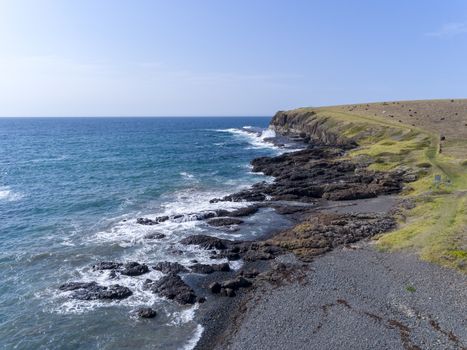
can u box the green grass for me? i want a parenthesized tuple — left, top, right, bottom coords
(406, 286, 417, 293)
(310, 108, 467, 272)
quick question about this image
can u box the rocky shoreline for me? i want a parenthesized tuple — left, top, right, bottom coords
(190, 132, 421, 349)
(56, 121, 420, 347)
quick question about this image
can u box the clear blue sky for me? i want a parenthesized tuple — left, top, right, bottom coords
(0, 0, 466, 116)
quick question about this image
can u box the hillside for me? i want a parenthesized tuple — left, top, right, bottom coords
(270, 99, 467, 271)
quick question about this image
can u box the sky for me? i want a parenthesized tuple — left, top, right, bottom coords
(0, 0, 466, 117)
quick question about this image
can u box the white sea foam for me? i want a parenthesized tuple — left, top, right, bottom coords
(0, 186, 23, 202)
(168, 303, 199, 325)
(183, 324, 204, 350)
(50, 267, 165, 315)
(180, 172, 195, 179)
(215, 126, 305, 153)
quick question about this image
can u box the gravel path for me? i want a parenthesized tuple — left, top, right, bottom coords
(216, 243, 467, 350)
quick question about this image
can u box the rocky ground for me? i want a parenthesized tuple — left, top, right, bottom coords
(212, 244, 467, 350)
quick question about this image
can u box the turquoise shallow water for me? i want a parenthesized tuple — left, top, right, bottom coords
(0, 117, 296, 349)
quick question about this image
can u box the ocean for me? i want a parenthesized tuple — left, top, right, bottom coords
(0, 117, 297, 349)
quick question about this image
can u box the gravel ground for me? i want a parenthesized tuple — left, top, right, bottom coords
(216, 243, 467, 350)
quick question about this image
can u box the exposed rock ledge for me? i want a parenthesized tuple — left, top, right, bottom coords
(270, 109, 356, 147)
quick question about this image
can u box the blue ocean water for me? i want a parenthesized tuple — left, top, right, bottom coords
(0, 117, 294, 349)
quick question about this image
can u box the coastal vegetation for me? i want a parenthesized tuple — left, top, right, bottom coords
(280, 102, 467, 272)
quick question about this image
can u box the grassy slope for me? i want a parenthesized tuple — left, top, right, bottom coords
(291, 102, 467, 272)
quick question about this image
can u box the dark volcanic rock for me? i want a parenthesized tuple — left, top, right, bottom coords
(207, 218, 244, 227)
(210, 190, 266, 203)
(136, 218, 159, 225)
(121, 262, 149, 276)
(92, 262, 123, 271)
(221, 276, 252, 290)
(179, 235, 231, 250)
(60, 282, 133, 300)
(59, 281, 98, 291)
(189, 263, 230, 274)
(146, 274, 197, 305)
(269, 212, 396, 262)
(209, 276, 252, 296)
(227, 206, 259, 217)
(144, 233, 166, 239)
(209, 282, 222, 294)
(210, 146, 409, 205)
(322, 185, 378, 201)
(153, 261, 189, 274)
(137, 307, 157, 318)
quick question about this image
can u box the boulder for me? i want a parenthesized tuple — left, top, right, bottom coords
(60, 282, 133, 300)
(207, 218, 244, 227)
(144, 233, 166, 239)
(189, 263, 230, 274)
(227, 206, 259, 217)
(209, 282, 221, 294)
(136, 218, 159, 225)
(59, 281, 98, 291)
(179, 235, 231, 250)
(137, 307, 157, 318)
(221, 276, 252, 290)
(153, 261, 188, 274)
(92, 262, 123, 271)
(146, 274, 197, 305)
(121, 262, 149, 276)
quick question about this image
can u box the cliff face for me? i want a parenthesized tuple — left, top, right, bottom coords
(270, 109, 355, 147)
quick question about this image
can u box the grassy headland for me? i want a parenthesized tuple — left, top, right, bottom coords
(274, 100, 467, 271)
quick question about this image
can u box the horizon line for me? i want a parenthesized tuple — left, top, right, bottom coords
(0, 115, 273, 118)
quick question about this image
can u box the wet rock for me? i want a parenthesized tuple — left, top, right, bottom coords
(221, 276, 252, 290)
(147, 273, 197, 305)
(210, 251, 241, 261)
(92, 262, 123, 271)
(136, 218, 159, 225)
(207, 218, 244, 227)
(179, 235, 231, 250)
(209, 282, 221, 294)
(59, 281, 98, 291)
(210, 190, 266, 203)
(189, 263, 230, 274)
(153, 261, 189, 274)
(121, 262, 149, 276)
(228, 206, 259, 217)
(137, 307, 157, 318)
(60, 282, 133, 300)
(144, 233, 166, 239)
(197, 296, 207, 303)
